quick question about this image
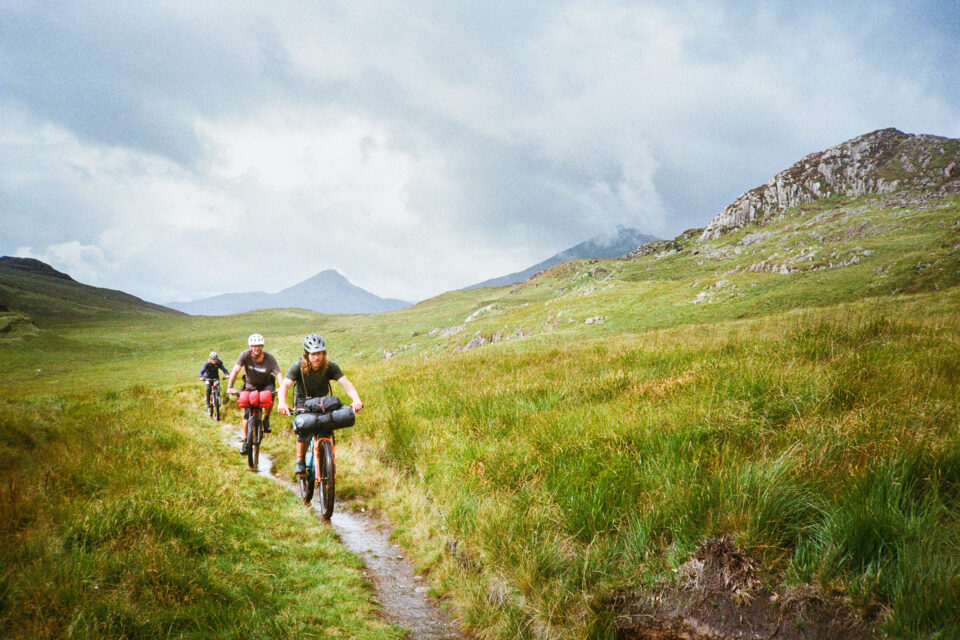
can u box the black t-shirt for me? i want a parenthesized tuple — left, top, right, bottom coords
(285, 359, 345, 404)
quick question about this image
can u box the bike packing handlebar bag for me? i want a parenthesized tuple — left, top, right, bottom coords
(304, 395, 342, 414)
(258, 390, 273, 407)
(293, 406, 355, 437)
(238, 390, 252, 407)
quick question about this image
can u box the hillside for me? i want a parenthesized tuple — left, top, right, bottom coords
(701, 128, 960, 238)
(0, 256, 181, 326)
(466, 226, 659, 289)
(166, 269, 410, 315)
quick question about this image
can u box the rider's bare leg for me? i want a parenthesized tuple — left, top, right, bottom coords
(297, 440, 308, 461)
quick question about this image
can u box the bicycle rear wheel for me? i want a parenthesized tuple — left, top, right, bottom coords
(318, 438, 335, 519)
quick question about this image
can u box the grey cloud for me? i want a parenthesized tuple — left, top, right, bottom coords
(2, 1, 959, 302)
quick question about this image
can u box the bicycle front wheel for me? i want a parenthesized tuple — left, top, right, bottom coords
(318, 438, 335, 519)
(298, 464, 315, 505)
(247, 416, 260, 469)
(214, 390, 221, 421)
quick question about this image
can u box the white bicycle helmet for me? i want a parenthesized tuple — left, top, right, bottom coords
(303, 333, 326, 353)
(247, 333, 265, 346)
(209, 351, 218, 359)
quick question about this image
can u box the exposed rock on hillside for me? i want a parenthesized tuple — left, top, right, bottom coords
(701, 128, 960, 239)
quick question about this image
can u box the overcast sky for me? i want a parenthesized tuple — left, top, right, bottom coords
(2, 1, 959, 303)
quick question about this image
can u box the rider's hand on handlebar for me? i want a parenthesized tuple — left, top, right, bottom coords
(227, 387, 237, 395)
(278, 402, 290, 416)
(351, 400, 363, 413)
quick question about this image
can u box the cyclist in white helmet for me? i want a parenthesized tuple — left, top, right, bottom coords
(227, 333, 283, 454)
(278, 333, 363, 476)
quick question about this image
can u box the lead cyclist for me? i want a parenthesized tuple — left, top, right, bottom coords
(277, 333, 363, 476)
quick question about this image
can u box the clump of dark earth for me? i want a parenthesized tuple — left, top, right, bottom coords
(614, 536, 879, 640)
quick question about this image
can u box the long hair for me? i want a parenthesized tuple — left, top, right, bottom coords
(300, 351, 329, 376)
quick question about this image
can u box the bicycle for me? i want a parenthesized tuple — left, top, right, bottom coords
(205, 377, 224, 421)
(232, 389, 276, 470)
(298, 418, 336, 518)
(293, 403, 355, 519)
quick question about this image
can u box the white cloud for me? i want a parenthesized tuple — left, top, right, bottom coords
(14, 242, 113, 286)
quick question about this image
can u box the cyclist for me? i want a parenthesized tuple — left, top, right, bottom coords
(277, 333, 363, 476)
(198, 351, 230, 412)
(227, 333, 283, 454)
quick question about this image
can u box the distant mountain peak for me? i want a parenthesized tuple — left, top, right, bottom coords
(304, 269, 349, 283)
(701, 128, 960, 239)
(167, 269, 410, 316)
(467, 226, 659, 289)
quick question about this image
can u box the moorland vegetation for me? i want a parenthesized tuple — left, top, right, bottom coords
(1, 187, 959, 638)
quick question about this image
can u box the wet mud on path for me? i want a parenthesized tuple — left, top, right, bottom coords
(226, 427, 466, 640)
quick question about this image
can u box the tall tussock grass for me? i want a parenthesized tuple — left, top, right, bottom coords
(350, 296, 960, 638)
(0, 389, 403, 639)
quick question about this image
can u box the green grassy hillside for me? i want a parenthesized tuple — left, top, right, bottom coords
(0, 256, 181, 327)
(1, 192, 958, 639)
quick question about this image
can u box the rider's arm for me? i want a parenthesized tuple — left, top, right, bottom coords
(226, 363, 243, 392)
(336, 375, 363, 413)
(277, 376, 295, 415)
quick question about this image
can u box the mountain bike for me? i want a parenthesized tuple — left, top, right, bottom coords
(205, 378, 224, 421)
(297, 426, 336, 518)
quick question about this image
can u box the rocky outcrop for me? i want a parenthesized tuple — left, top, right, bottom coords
(701, 128, 960, 239)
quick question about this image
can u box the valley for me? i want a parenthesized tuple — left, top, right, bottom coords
(2, 133, 959, 638)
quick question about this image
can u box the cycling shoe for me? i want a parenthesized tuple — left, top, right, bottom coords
(295, 460, 306, 476)
(240, 441, 249, 455)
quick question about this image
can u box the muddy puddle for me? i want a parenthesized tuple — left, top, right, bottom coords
(228, 430, 465, 639)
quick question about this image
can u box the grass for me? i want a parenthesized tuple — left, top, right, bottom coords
(0, 388, 404, 639)
(1, 191, 959, 638)
(345, 294, 960, 638)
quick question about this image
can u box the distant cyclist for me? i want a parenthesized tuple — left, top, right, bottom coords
(199, 351, 230, 410)
(227, 333, 283, 454)
(277, 333, 363, 476)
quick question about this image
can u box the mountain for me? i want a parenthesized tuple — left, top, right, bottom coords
(701, 128, 960, 239)
(166, 269, 410, 315)
(0, 256, 182, 323)
(467, 226, 659, 289)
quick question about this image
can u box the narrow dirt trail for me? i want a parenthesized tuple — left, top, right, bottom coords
(226, 426, 466, 639)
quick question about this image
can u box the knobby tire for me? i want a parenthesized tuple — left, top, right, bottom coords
(247, 414, 260, 469)
(298, 461, 315, 505)
(318, 438, 335, 519)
